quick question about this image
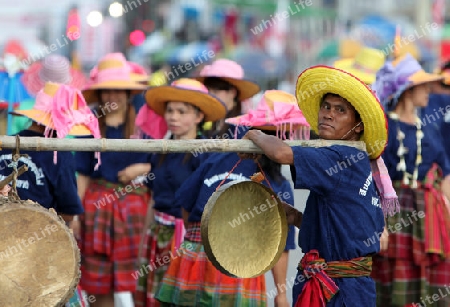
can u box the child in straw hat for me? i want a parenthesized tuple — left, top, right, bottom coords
(371, 53, 450, 307)
(195, 58, 261, 138)
(240, 65, 399, 306)
(132, 78, 227, 307)
(74, 53, 151, 306)
(155, 89, 310, 307)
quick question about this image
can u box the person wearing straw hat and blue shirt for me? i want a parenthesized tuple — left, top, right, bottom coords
(371, 53, 450, 307)
(239, 65, 399, 306)
(133, 78, 227, 307)
(0, 81, 101, 307)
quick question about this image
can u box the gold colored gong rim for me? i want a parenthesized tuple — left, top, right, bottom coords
(201, 181, 288, 278)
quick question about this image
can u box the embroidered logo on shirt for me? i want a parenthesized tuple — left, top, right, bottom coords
(359, 172, 372, 196)
(0, 154, 45, 189)
(204, 172, 250, 187)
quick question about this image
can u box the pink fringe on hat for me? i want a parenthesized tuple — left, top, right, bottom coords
(35, 84, 102, 169)
(226, 90, 310, 140)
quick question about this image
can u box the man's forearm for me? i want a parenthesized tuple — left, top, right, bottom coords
(247, 131, 294, 164)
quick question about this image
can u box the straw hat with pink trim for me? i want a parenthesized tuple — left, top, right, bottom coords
(226, 90, 310, 140)
(11, 82, 101, 167)
(195, 59, 260, 101)
(145, 78, 227, 122)
(21, 54, 88, 96)
(82, 53, 147, 103)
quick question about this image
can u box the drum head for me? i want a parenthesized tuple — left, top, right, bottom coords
(0, 199, 80, 307)
(201, 181, 288, 278)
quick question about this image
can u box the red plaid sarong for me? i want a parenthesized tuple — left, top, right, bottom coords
(79, 178, 149, 294)
(372, 164, 450, 307)
(135, 211, 184, 307)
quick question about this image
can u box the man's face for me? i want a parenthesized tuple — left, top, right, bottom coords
(317, 94, 363, 140)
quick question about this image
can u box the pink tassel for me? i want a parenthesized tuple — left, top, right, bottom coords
(174, 219, 185, 250)
(94, 152, 101, 171)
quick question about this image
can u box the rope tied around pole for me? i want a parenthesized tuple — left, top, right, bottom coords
(0, 135, 28, 200)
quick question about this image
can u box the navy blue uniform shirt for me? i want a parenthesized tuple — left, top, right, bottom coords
(0, 130, 83, 215)
(148, 136, 211, 218)
(291, 145, 384, 307)
(75, 125, 152, 183)
(383, 117, 450, 181)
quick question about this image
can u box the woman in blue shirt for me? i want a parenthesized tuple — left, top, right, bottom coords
(371, 54, 450, 307)
(133, 78, 227, 307)
(74, 53, 150, 307)
(155, 90, 310, 307)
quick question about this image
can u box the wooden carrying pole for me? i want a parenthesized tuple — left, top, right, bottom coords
(0, 136, 366, 153)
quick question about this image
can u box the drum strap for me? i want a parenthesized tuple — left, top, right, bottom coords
(294, 249, 372, 307)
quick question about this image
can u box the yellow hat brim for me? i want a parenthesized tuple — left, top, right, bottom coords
(11, 110, 92, 136)
(296, 66, 388, 159)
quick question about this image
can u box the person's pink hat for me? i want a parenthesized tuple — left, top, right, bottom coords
(21, 54, 88, 96)
(226, 90, 310, 140)
(82, 53, 147, 104)
(128, 61, 150, 83)
(195, 59, 260, 101)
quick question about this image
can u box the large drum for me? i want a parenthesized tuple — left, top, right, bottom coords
(0, 198, 80, 307)
(201, 180, 288, 278)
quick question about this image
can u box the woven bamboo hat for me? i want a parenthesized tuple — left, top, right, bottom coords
(201, 180, 288, 278)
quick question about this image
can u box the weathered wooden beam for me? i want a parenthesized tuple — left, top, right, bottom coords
(0, 136, 366, 153)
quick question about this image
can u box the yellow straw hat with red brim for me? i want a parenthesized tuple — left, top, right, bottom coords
(12, 82, 97, 136)
(145, 78, 227, 122)
(334, 47, 386, 85)
(296, 65, 388, 159)
(82, 53, 147, 104)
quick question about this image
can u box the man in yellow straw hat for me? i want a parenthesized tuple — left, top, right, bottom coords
(334, 46, 386, 85)
(240, 65, 398, 306)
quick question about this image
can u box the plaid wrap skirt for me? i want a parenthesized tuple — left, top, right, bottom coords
(155, 223, 267, 307)
(135, 211, 182, 307)
(372, 165, 450, 307)
(79, 178, 149, 294)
